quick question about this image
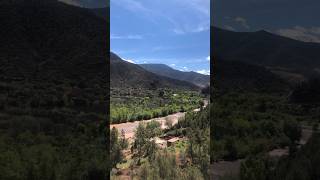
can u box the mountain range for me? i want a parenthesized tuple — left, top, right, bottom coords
(212, 0, 320, 42)
(58, 0, 107, 8)
(139, 64, 210, 88)
(110, 52, 199, 90)
(213, 26, 320, 81)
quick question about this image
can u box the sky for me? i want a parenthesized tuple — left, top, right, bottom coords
(111, 0, 210, 75)
(213, 0, 320, 43)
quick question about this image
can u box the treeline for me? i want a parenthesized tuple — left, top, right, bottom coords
(239, 132, 320, 180)
(178, 106, 210, 178)
(0, 79, 108, 179)
(236, 79, 320, 180)
(211, 92, 303, 161)
(0, 117, 108, 179)
(110, 89, 202, 124)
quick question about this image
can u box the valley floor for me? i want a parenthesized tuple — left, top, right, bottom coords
(110, 99, 209, 179)
(110, 100, 208, 140)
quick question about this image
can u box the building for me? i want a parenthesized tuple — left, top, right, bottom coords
(153, 137, 167, 149)
(167, 137, 180, 147)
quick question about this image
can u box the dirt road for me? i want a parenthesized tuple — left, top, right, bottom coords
(110, 100, 209, 140)
(110, 112, 185, 139)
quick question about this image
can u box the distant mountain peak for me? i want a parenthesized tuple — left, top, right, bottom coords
(139, 64, 210, 87)
(110, 53, 199, 90)
(255, 30, 270, 34)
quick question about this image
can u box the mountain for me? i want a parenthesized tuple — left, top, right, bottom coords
(110, 52, 199, 90)
(0, 1, 108, 177)
(0, 0, 108, 83)
(139, 64, 210, 87)
(215, 59, 289, 93)
(58, 0, 107, 8)
(213, 0, 320, 42)
(213, 27, 320, 78)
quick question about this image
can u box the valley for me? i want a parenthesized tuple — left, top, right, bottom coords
(211, 26, 320, 180)
(109, 52, 210, 179)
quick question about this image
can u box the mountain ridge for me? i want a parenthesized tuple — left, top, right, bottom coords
(110, 52, 199, 90)
(139, 63, 210, 87)
(213, 26, 320, 79)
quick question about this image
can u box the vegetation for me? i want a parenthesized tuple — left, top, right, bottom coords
(110, 88, 203, 124)
(110, 127, 128, 169)
(110, 98, 210, 179)
(132, 105, 210, 179)
(0, 1, 109, 179)
(137, 151, 204, 180)
(210, 92, 301, 161)
(0, 79, 108, 179)
(131, 121, 161, 164)
(212, 76, 320, 180)
(239, 131, 320, 180)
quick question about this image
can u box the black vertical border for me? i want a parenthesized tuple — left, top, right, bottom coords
(106, 0, 111, 179)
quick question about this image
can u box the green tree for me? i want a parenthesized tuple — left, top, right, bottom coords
(240, 156, 267, 180)
(131, 123, 147, 165)
(110, 127, 122, 168)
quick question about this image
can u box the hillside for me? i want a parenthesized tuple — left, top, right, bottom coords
(110, 52, 199, 90)
(215, 59, 289, 93)
(58, 0, 107, 8)
(0, 1, 108, 178)
(139, 64, 210, 87)
(0, 0, 108, 83)
(212, 26, 320, 78)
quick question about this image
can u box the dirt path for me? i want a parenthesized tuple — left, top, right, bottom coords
(110, 99, 209, 140)
(110, 112, 185, 139)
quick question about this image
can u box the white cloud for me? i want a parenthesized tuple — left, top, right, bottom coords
(170, 64, 176, 67)
(196, 69, 210, 75)
(111, 0, 151, 14)
(275, 26, 320, 43)
(123, 58, 135, 64)
(112, 0, 210, 35)
(59, 0, 81, 6)
(234, 17, 250, 29)
(111, 34, 143, 40)
(151, 45, 185, 52)
(180, 66, 189, 71)
(206, 56, 210, 61)
(173, 28, 185, 35)
(224, 25, 236, 31)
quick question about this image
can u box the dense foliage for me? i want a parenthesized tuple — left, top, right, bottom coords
(133, 105, 210, 179)
(110, 88, 202, 124)
(0, 80, 108, 180)
(210, 92, 300, 161)
(239, 132, 320, 180)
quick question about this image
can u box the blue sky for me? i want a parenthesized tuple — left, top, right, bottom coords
(110, 0, 210, 75)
